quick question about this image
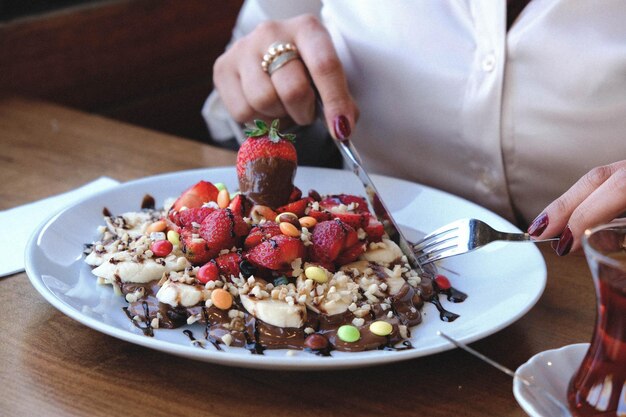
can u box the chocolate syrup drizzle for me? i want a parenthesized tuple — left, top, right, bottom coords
(120, 275, 466, 357)
(105, 194, 468, 356)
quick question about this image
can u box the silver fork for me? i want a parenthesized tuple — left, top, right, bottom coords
(413, 218, 559, 264)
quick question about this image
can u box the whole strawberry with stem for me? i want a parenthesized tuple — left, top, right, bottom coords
(237, 119, 297, 208)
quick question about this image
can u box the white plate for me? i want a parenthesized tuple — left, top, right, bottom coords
(513, 343, 588, 417)
(25, 166, 547, 370)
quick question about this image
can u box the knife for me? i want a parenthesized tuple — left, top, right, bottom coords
(331, 136, 425, 273)
(310, 84, 426, 273)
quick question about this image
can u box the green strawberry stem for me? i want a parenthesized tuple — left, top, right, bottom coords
(243, 119, 296, 143)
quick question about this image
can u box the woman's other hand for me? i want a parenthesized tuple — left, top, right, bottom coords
(212, 14, 359, 138)
(527, 161, 626, 255)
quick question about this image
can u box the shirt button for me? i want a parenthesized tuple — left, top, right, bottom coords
(481, 53, 496, 72)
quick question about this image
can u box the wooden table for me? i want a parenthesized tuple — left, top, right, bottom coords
(0, 97, 596, 416)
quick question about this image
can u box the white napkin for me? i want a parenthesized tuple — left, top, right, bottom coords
(0, 177, 120, 277)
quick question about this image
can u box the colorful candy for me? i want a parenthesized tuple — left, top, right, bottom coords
(167, 230, 180, 246)
(146, 220, 167, 233)
(211, 288, 233, 310)
(279, 221, 301, 237)
(151, 240, 173, 257)
(305, 266, 328, 283)
(298, 216, 317, 228)
(369, 321, 393, 336)
(337, 325, 360, 343)
(435, 274, 451, 291)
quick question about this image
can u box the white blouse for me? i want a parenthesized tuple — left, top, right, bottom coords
(203, 0, 626, 225)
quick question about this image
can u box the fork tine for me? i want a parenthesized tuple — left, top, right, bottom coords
(414, 233, 458, 253)
(418, 245, 464, 264)
(413, 219, 465, 252)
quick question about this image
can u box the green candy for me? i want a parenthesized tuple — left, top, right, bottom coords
(337, 325, 360, 343)
(273, 276, 289, 286)
(214, 182, 226, 191)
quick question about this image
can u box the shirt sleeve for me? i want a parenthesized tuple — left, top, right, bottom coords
(202, 0, 323, 144)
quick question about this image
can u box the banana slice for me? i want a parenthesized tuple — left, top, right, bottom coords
(91, 252, 189, 284)
(156, 280, 208, 308)
(297, 270, 360, 316)
(104, 211, 161, 238)
(239, 294, 306, 328)
(341, 260, 406, 297)
(359, 238, 404, 264)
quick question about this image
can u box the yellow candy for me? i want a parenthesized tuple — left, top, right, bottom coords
(369, 321, 393, 337)
(167, 230, 180, 246)
(305, 266, 328, 283)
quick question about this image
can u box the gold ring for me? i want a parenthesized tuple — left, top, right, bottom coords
(261, 42, 300, 75)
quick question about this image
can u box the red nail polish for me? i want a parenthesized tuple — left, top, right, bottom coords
(333, 115, 351, 140)
(527, 213, 549, 237)
(555, 225, 573, 256)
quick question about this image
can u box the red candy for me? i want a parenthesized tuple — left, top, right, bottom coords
(197, 261, 220, 284)
(434, 274, 451, 291)
(151, 240, 173, 257)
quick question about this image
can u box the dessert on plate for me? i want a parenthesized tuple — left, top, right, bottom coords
(84, 120, 465, 354)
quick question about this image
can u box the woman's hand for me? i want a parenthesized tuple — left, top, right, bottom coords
(212, 14, 359, 139)
(527, 161, 626, 255)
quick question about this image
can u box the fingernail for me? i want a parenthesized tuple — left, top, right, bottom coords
(333, 115, 351, 140)
(527, 213, 549, 237)
(555, 225, 573, 256)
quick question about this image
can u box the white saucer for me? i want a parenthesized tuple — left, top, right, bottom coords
(513, 343, 588, 417)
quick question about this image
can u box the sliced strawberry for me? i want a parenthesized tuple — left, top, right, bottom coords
(199, 209, 250, 255)
(364, 215, 385, 242)
(309, 219, 355, 264)
(228, 193, 253, 217)
(288, 186, 302, 202)
(215, 252, 243, 280)
(276, 197, 312, 218)
(344, 227, 360, 248)
(306, 209, 333, 223)
(244, 222, 282, 249)
(320, 194, 370, 213)
(335, 242, 366, 265)
(169, 206, 217, 229)
(197, 261, 219, 284)
(330, 211, 369, 231)
(172, 181, 219, 212)
(180, 230, 215, 265)
(246, 234, 305, 271)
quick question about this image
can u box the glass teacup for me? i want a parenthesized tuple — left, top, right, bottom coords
(567, 219, 626, 416)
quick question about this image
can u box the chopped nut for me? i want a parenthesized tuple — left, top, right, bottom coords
(222, 333, 233, 346)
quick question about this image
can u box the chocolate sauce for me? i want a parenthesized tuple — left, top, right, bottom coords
(141, 194, 156, 210)
(183, 330, 206, 349)
(123, 301, 154, 336)
(428, 296, 460, 322)
(441, 286, 468, 303)
(201, 307, 223, 351)
(244, 319, 266, 355)
(239, 158, 296, 207)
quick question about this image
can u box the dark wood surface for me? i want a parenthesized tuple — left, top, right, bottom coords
(0, 0, 243, 140)
(0, 97, 596, 416)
